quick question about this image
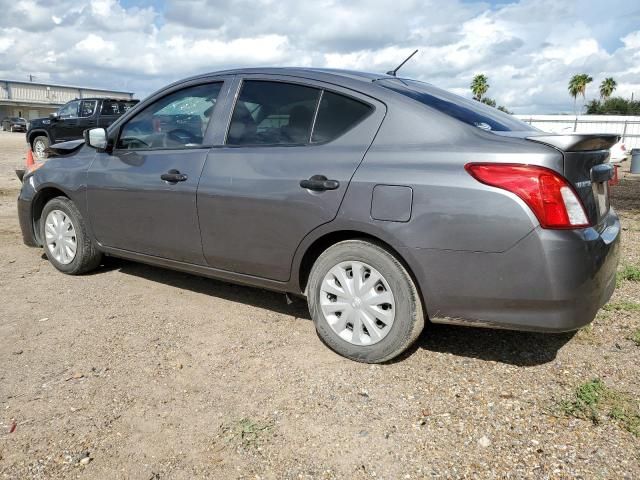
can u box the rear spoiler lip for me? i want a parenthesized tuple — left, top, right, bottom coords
(525, 133, 620, 152)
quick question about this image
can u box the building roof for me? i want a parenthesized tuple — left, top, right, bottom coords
(0, 78, 133, 95)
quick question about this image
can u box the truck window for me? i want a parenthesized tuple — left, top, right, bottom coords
(58, 101, 79, 119)
(101, 100, 138, 116)
(80, 100, 97, 118)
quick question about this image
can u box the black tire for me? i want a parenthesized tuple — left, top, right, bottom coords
(307, 239, 425, 363)
(40, 196, 102, 275)
(33, 135, 49, 159)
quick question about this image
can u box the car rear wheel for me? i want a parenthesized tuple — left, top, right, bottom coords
(41, 197, 102, 275)
(33, 136, 49, 160)
(307, 239, 424, 363)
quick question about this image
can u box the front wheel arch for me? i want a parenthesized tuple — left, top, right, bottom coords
(31, 187, 69, 246)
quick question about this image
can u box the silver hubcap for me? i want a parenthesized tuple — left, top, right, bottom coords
(34, 140, 46, 159)
(320, 261, 395, 346)
(45, 210, 77, 265)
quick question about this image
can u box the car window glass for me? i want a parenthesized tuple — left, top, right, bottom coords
(117, 83, 222, 150)
(312, 91, 372, 143)
(227, 81, 320, 146)
(101, 100, 137, 115)
(379, 79, 534, 132)
(58, 101, 79, 119)
(80, 100, 97, 118)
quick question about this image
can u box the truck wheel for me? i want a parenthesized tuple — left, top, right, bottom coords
(40, 196, 102, 275)
(33, 136, 49, 159)
(307, 239, 425, 363)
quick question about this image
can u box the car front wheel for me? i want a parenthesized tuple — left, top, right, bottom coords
(41, 197, 102, 275)
(307, 239, 425, 363)
(33, 136, 49, 159)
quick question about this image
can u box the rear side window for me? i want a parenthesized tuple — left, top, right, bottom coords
(227, 81, 320, 145)
(312, 91, 372, 143)
(101, 100, 137, 116)
(379, 79, 532, 132)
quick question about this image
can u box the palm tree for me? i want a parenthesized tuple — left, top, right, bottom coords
(471, 74, 489, 101)
(568, 73, 593, 114)
(599, 77, 617, 100)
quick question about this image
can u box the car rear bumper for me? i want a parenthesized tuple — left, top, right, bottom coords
(404, 209, 621, 332)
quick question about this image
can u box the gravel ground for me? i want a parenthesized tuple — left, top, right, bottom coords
(0, 130, 639, 479)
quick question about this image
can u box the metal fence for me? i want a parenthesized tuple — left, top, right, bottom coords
(514, 115, 640, 149)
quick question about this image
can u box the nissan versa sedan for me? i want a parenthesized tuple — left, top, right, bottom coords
(17, 68, 621, 363)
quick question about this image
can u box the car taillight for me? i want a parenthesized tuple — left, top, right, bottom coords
(465, 163, 590, 229)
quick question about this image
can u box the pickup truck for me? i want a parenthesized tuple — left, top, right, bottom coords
(27, 97, 139, 159)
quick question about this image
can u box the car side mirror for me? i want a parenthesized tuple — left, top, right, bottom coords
(49, 112, 59, 121)
(85, 128, 108, 150)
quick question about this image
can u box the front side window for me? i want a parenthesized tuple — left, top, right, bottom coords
(58, 101, 79, 119)
(80, 100, 97, 118)
(227, 81, 320, 145)
(312, 91, 372, 143)
(117, 83, 222, 150)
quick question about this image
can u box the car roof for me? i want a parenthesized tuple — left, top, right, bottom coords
(198, 67, 390, 82)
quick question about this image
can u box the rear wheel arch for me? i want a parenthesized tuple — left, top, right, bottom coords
(298, 230, 426, 315)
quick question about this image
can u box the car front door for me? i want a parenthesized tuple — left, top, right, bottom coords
(87, 79, 228, 264)
(51, 100, 80, 142)
(197, 76, 386, 281)
(77, 100, 98, 136)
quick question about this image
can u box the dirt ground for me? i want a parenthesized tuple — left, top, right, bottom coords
(0, 130, 639, 479)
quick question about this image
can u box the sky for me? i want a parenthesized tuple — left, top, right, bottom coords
(0, 0, 639, 113)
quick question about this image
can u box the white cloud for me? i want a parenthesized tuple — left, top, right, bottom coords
(0, 0, 638, 113)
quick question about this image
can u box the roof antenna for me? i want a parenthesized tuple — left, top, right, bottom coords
(386, 49, 418, 77)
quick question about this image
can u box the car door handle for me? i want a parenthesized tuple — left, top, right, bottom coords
(161, 169, 188, 183)
(300, 175, 340, 191)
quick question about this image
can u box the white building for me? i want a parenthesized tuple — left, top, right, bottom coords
(0, 79, 134, 121)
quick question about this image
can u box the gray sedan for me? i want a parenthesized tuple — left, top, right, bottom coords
(17, 68, 620, 362)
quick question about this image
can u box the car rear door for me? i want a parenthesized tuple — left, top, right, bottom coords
(197, 75, 386, 281)
(87, 78, 231, 264)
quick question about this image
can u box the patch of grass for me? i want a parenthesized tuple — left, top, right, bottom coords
(559, 379, 640, 436)
(220, 417, 273, 448)
(602, 301, 640, 312)
(630, 328, 640, 346)
(617, 265, 640, 286)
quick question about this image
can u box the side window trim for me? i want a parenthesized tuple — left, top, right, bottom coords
(113, 81, 224, 152)
(308, 89, 324, 144)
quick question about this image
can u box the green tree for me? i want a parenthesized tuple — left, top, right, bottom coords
(586, 97, 640, 115)
(599, 77, 617, 100)
(471, 74, 489, 101)
(568, 74, 593, 114)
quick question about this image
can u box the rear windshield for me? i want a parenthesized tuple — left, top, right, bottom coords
(101, 100, 138, 116)
(379, 79, 533, 132)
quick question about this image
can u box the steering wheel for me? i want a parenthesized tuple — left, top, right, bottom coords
(167, 128, 198, 145)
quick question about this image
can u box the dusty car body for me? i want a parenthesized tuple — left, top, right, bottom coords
(17, 68, 620, 362)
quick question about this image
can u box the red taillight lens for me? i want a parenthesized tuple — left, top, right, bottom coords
(465, 163, 590, 229)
